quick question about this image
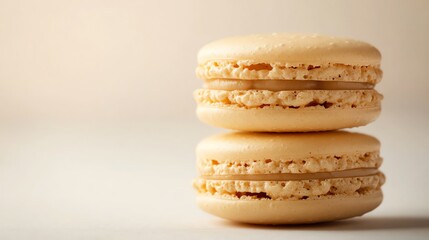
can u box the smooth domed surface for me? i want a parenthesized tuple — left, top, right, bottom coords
(198, 33, 381, 66)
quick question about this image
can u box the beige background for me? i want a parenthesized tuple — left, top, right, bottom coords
(0, 0, 428, 122)
(0, 0, 428, 239)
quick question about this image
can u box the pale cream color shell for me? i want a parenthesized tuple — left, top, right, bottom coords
(196, 131, 380, 161)
(197, 33, 382, 82)
(198, 33, 381, 66)
(197, 192, 382, 224)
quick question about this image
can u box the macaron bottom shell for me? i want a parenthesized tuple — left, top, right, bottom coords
(196, 106, 380, 132)
(197, 191, 382, 225)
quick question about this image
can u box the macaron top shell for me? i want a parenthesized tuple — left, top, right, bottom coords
(198, 33, 381, 66)
(197, 131, 380, 161)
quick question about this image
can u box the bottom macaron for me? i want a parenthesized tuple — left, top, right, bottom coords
(193, 131, 385, 224)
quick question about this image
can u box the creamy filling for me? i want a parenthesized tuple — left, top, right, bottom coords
(201, 168, 379, 181)
(204, 79, 374, 91)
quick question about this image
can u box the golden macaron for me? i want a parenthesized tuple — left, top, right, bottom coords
(194, 131, 384, 224)
(194, 33, 383, 132)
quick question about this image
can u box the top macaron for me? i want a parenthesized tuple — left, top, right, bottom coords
(194, 33, 383, 132)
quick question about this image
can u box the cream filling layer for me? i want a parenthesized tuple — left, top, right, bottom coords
(204, 79, 374, 91)
(201, 168, 379, 181)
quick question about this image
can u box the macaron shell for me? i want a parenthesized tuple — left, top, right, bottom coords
(197, 131, 380, 161)
(197, 191, 382, 224)
(198, 33, 381, 66)
(195, 88, 382, 132)
(197, 105, 380, 132)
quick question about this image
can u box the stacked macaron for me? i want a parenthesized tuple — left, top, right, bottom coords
(193, 33, 384, 224)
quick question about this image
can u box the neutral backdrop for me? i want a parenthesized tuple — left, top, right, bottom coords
(0, 0, 428, 239)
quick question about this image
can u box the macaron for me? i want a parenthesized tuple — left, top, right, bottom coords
(194, 33, 383, 132)
(193, 131, 384, 224)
